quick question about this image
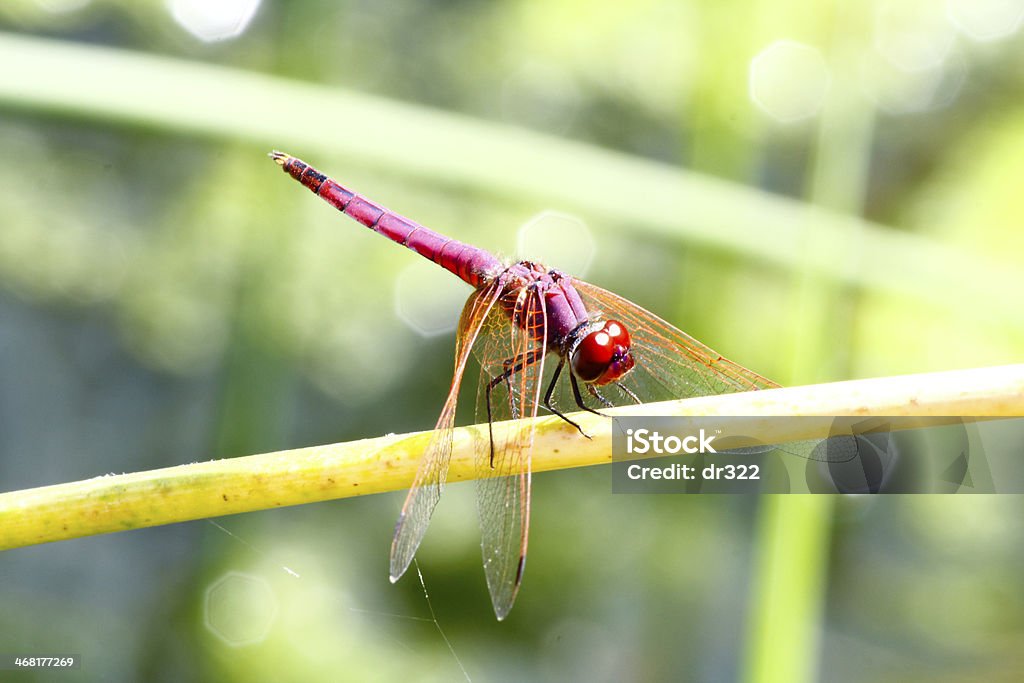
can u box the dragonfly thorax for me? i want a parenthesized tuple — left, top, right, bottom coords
(569, 319, 636, 385)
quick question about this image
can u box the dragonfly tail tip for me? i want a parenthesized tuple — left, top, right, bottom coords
(268, 150, 289, 166)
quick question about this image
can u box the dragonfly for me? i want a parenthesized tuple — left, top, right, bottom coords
(271, 152, 779, 620)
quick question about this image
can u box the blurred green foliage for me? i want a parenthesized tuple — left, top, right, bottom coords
(1, 1, 1023, 681)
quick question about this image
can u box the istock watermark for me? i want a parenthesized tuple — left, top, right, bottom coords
(611, 416, 1024, 494)
(625, 428, 718, 455)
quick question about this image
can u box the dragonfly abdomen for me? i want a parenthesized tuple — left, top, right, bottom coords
(271, 152, 503, 289)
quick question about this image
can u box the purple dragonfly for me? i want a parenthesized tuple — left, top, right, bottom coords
(271, 152, 779, 619)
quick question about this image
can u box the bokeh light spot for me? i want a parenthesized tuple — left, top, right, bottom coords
(516, 211, 595, 277)
(204, 572, 278, 646)
(874, 1, 957, 72)
(394, 260, 470, 337)
(166, 0, 261, 42)
(947, 0, 1024, 42)
(749, 41, 830, 123)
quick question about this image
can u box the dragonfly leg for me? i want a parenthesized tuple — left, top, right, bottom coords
(577, 378, 633, 435)
(542, 359, 590, 439)
(573, 376, 641, 435)
(568, 372, 610, 420)
(613, 381, 642, 405)
(485, 349, 543, 468)
(585, 383, 616, 409)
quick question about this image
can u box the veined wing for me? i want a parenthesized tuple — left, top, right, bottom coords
(389, 280, 505, 584)
(471, 284, 548, 620)
(573, 280, 779, 402)
(573, 281, 858, 462)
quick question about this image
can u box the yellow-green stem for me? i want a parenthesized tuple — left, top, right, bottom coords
(0, 364, 1020, 552)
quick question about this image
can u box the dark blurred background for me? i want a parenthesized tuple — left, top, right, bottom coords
(1, 1, 1023, 681)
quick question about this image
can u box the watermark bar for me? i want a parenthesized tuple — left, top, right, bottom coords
(611, 416, 1024, 494)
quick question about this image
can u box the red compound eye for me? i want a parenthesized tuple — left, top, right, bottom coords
(571, 320, 635, 385)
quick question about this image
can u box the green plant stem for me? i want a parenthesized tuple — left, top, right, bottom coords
(745, 495, 835, 683)
(0, 364, 1021, 552)
(0, 33, 1021, 320)
(753, 9, 878, 681)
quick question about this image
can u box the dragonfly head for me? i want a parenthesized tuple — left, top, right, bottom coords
(570, 319, 636, 385)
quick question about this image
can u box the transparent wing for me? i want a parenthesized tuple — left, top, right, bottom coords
(389, 281, 505, 584)
(572, 279, 779, 402)
(573, 280, 859, 462)
(471, 285, 548, 620)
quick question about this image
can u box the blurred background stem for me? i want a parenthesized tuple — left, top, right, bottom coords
(745, 4, 874, 681)
(744, 495, 834, 683)
(0, 32, 1020, 319)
